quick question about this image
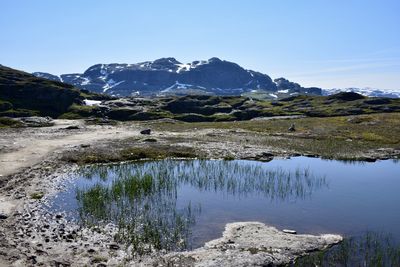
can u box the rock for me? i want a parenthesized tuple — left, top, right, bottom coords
(282, 229, 297, 234)
(27, 255, 37, 264)
(262, 152, 274, 157)
(109, 243, 120, 250)
(140, 129, 151, 135)
(142, 138, 157, 142)
(0, 213, 8, 220)
(288, 123, 296, 132)
(16, 116, 54, 127)
(158, 222, 342, 267)
(65, 125, 80, 130)
(53, 260, 71, 267)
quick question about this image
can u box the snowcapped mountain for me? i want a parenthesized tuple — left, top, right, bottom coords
(323, 88, 400, 98)
(33, 57, 321, 97)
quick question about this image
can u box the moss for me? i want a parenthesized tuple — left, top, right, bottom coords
(121, 146, 197, 161)
(0, 117, 22, 128)
(65, 145, 198, 165)
(0, 109, 39, 117)
(30, 192, 44, 200)
(58, 104, 98, 119)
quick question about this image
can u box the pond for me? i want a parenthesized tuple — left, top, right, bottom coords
(48, 157, 400, 264)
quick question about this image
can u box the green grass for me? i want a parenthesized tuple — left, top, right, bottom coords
(64, 145, 198, 164)
(30, 192, 44, 200)
(58, 104, 98, 119)
(0, 117, 22, 128)
(150, 113, 400, 160)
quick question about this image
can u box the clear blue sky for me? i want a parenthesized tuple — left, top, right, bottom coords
(1, 0, 399, 89)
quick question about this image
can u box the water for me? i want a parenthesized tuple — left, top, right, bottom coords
(49, 157, 400, 260)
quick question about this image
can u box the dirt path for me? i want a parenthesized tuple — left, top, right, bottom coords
(0, 120, 147, 221)
(0, 120, 141, 177)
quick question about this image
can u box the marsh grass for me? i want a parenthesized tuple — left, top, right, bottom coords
(74, 160, 327, 255)
(293, 232, 400, 267)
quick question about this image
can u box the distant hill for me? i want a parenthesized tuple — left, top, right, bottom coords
(323, 87, 400, 98)
(0, 65, 107, 118)
(32, 57, 322, 97)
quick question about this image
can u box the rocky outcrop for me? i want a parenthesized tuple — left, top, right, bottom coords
(155, 222, 342, 266)
(275, 77, 322, 95)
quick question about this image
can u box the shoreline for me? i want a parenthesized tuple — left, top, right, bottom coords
(0, 117, 398, 266)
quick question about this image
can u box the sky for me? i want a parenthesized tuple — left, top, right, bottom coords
(1, 0, 399, 89)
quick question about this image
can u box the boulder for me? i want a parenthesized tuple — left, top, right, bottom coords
(140, 129, 151, 135)
(17, 116, 54, 127)
(157, 222, 342, 267)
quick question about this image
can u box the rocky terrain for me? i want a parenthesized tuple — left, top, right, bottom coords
(60, 92, 400, 122)
(1, 113, 399, 266)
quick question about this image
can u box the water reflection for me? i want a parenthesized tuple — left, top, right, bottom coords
(293, 232, 400, 267)
(74, 159, 328, 254)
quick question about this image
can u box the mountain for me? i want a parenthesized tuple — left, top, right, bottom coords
(323, 87, 400, 98)
(33, 58, 322, 97)
(32, 72, 62, 82)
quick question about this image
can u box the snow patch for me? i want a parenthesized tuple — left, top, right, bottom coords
(103, 79, 125, 92)
(269, 93, 278, 98)
(162, 81, 195, 92)
(277, 89, 289, 93)
(81, 77, 91, 86)
(84, 99, 102, 106)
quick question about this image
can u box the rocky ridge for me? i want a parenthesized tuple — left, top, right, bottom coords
(33, 58, 322, 97)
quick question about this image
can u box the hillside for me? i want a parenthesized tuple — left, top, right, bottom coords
(0, 65, 108, 118)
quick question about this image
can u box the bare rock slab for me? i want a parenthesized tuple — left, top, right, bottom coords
(157, 222, 342, 267)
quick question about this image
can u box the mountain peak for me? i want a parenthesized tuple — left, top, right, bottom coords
(153, 57, 181, 65)
(31, 58, 327, 97)
(208, 57, 222, 63)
